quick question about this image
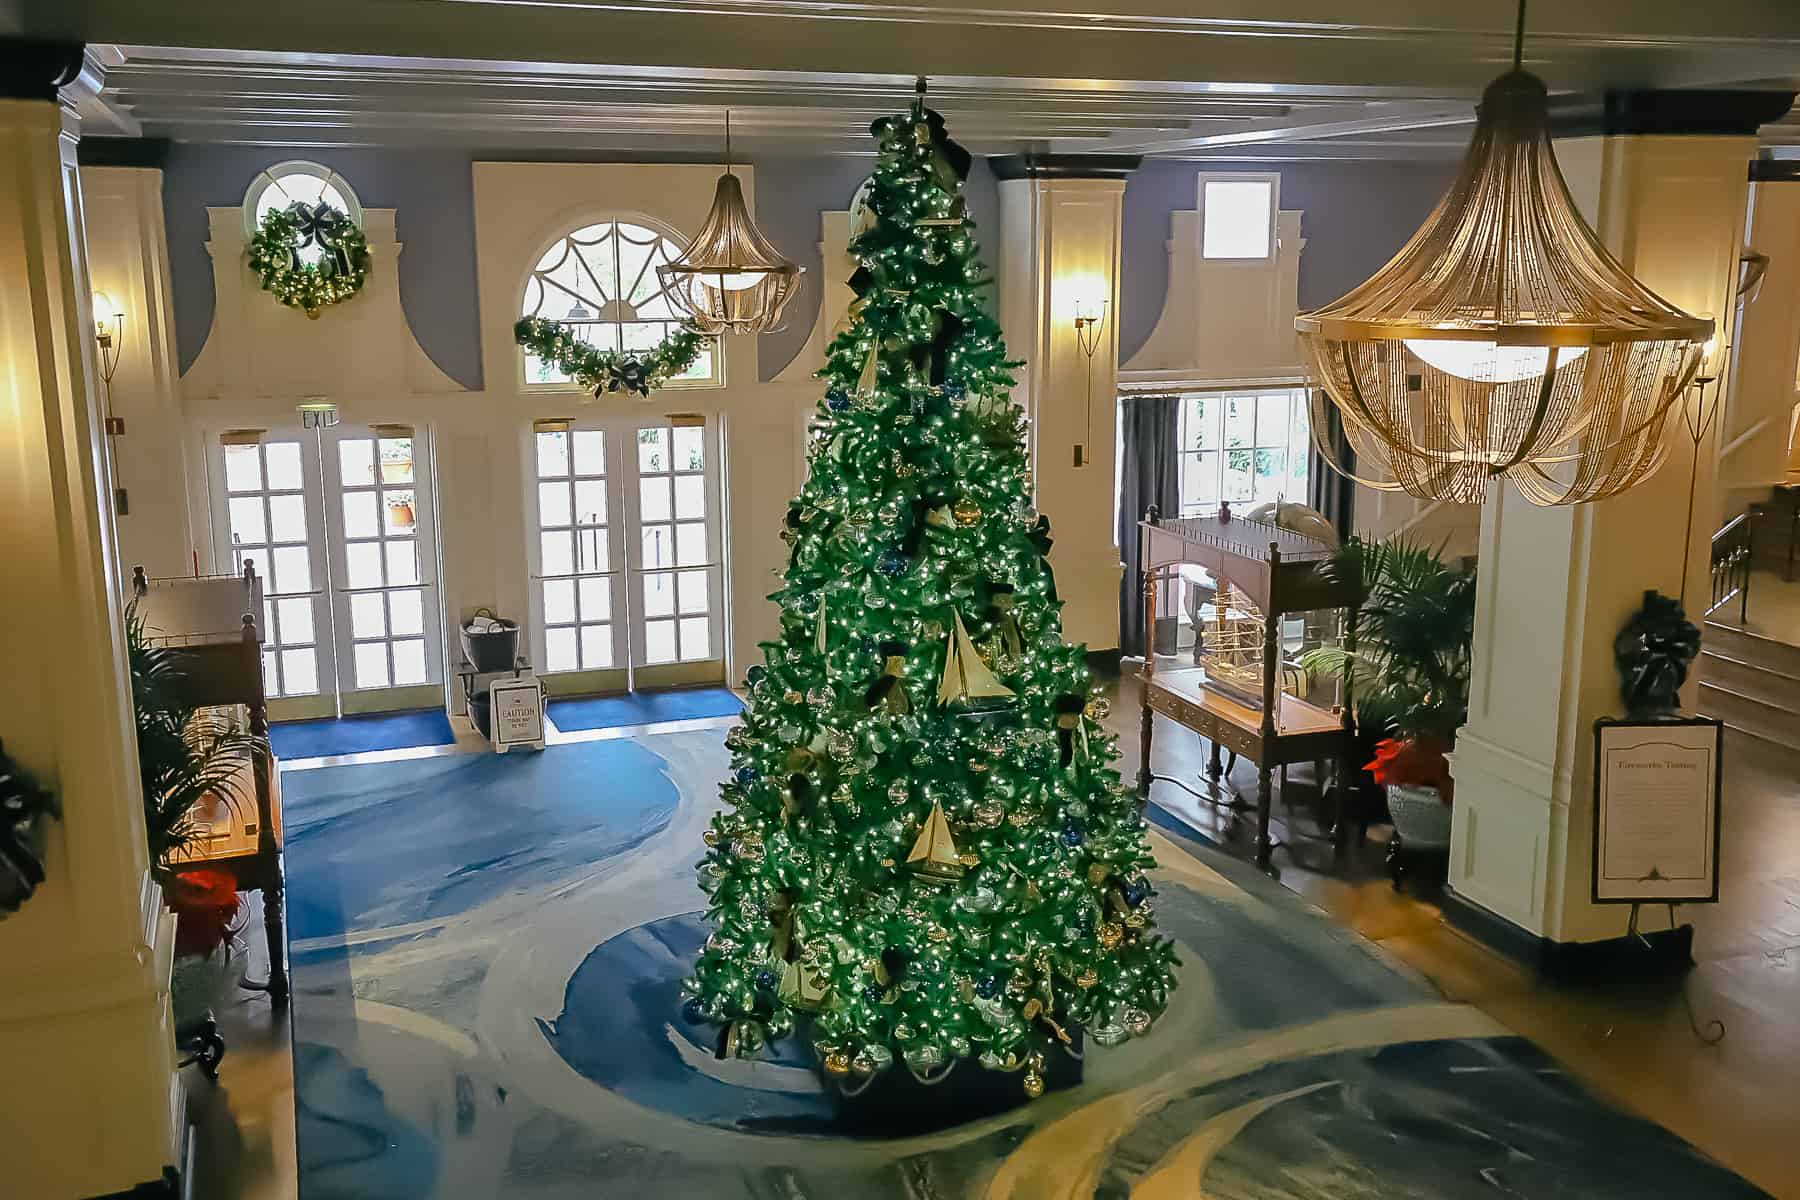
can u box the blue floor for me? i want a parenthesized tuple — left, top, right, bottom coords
(269, 709, 456, 760)
(547, 686, 742, 732)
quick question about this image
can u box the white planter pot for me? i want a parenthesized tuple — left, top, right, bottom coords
(1386, 784, 1452, 851)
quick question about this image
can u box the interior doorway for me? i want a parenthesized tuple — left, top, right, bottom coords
(526, 415, 725, 696)
(209, 424, 444, 721)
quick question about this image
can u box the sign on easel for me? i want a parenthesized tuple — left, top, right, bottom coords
(490, 675, 545, 753)
(1591, 717, 1722, 905)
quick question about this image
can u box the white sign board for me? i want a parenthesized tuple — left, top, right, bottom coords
(490, 676, 545, 752)
(1592, 719, 1721, 904)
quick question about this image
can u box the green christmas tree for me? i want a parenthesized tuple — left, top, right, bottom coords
(684, 88, 1178, 1100)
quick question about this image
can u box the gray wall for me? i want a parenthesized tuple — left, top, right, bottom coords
(1118, 159, 1457, 362)
(159, 147, 1436, 391)
(160, 147, 1001, 391)
(163, 145, 485, 389)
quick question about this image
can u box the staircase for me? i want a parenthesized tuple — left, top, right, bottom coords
(1698, 618, 1800, 769)
(1747, 483, 1798, 578)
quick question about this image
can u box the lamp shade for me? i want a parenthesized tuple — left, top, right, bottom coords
(658, 172, 804, 335)
(1296, 70, 1712, 505)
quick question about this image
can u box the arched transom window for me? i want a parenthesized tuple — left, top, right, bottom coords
(242, 161, 362, 266)
(520, 220, 718, 388)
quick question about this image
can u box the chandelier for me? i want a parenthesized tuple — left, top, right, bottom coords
(658, 112, 804, 335)
(1295, 3, 1712, 505)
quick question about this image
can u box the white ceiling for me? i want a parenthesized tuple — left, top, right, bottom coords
(29, 0, 1800, 157)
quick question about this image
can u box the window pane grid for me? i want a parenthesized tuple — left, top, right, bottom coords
(1176, 388, 1310, 518)
(225, 441, 318, 698)
(535, 429, 617, 673)
(335, 435, 433, 693)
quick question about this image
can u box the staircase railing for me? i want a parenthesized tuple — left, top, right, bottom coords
(1709, 512, 1754, 623)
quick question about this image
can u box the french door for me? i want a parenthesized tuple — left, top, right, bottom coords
(528, 416, 724, 696)
(213, 425, 443, 720)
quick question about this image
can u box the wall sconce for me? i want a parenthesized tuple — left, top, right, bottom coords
(92, 291, 128, 513)
(1677, 332, 1728, 611)
(1071, 296, 1109, 467)
(298, 399, 340, 430)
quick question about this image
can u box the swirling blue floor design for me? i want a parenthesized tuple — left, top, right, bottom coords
(279, 728, 1767, 1199)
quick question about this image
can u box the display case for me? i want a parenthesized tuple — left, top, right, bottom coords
(1135, 508, 1359, 868)
(132, 564, 289, 1002)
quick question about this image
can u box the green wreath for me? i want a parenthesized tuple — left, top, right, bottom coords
(246, 201, 372, 318)
(514, 316, 709, 399)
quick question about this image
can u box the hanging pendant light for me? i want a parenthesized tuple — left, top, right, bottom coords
(1295, 0, 1712, 505)
(658, 111, 804, 335)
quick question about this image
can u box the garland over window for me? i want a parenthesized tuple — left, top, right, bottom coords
(246, 201, 372, 318)
(514, 316, 708, 399)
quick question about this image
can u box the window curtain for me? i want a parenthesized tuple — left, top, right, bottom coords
(1116, 393, 1181, 657)
(1308, 391, 1356, 541)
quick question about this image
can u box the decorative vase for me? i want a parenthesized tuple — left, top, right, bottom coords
(1385, 783, 1451, 889)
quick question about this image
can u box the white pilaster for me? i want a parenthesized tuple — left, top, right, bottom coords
(1449, 130, 1758, 946)
(0, 93, 182, 1196)
(996, 161, 1130, 652)
(1724, 169, 1800, 496)
(81, 165, 201, 579)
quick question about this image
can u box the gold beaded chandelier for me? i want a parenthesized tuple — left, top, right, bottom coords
(1296, 2, 1712, 505)
(658, 111, 804, 335)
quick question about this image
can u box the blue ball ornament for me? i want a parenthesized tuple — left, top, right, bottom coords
(863, 983, 884, 1002)
(1122, 875, 1151, 907)
(826, 388, 851, 413)
(756, 969, 778, 990)
(976, 975, 999, 998)
(746, 665, 767, 688)
(735, 766, 761, 787)
(878, 550, 909, 577)
(1061, 821, 1085, 848)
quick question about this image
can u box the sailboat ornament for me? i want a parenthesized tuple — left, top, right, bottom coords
(907, 802, 965, 881)
(937, 611, 1014, 709)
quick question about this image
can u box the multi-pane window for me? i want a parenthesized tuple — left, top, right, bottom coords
(243, 162, 360, 267)
(223, 439, 320, 698)
(337, 435, 429, 689)
(635, 425, 712, 665)
(520, 221, 717, 388)
(1177, 387, 1311, 515)
(535, 428, 615, 673)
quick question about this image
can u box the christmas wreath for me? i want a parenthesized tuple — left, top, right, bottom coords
(514, 316, 708, 399)
(246, 201, 372, 318)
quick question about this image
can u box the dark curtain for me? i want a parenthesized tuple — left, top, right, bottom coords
(1308, 391, 1357, 541)
(1117, 394, 1181, 657)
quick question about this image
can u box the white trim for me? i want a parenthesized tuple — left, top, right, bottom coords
(1119, 368, 1305, 394)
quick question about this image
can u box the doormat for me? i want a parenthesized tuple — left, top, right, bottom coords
(270, 709, 456, 761)
(547, 686, 742, 732)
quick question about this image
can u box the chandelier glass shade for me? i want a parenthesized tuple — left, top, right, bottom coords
(658, 170, 804, 336)
(1296, 70, 1712, 505)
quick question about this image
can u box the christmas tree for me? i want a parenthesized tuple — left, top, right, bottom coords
(684, 85, 1178, 1100)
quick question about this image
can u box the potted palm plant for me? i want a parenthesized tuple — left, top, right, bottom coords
(127, 603, 267, 1016)
(1302, 536, 1476, 885)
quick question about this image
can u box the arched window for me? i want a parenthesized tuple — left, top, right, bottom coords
(520, 220, 718, 389)
(242, 162, 362, 268)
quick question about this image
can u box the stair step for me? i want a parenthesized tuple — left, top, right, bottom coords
(1699, 650, 1800, 704)
(1697, 680, 1800, 744)
(1702, 620, 1800, 679)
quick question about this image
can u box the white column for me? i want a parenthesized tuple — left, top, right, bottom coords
(995, 156, 1134, 653)
(1448, 123, 1762, 947)
(1725, 164, 1800, 495)
(80, 164, 201, 580)
(0, 67, 182, 1198)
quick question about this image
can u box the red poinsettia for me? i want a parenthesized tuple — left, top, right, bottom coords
(1365, 736, 1454, 804)
(163, 869, 241, 959)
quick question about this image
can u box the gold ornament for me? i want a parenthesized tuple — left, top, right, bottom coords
(1098, 922, 1123, 950)
(1087, 863, 1111, 886)
(1084, 696, 1112, 722)
(952, 496, 981, 526)
(823, 1050, 852, 1075)
(1076, 968, 1098, 989)
(906, 802, 965, 881)
(783, 689, 804, 705)
(1022, 1071, 1045, 1099)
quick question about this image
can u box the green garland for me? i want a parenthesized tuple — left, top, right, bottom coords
(514, 316, 708, 399)
(246, 201, 371, 318)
